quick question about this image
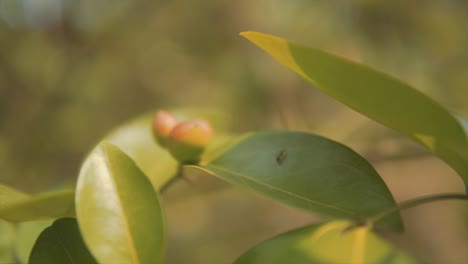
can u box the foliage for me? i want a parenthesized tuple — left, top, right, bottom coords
(29, 218, 97, 264)
(234, 221, 418, 264)
(240, 32, 468, 187)
(0, 30, 467, 263)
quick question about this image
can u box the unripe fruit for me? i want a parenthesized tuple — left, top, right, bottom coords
(153, 110, 178, 148)
(167, 119, 214, 164)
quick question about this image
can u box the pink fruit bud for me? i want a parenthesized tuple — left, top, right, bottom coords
(153, 110, 178, 147)
(167, 119, 214, 163)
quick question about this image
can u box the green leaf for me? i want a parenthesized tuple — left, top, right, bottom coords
(0, 190, 75, 222)
(105, 108, 229, 190)
(76, 142, 165, 264)
(234, 220, 420, 264)
(241, 31, 468, 189)
(14, 220, 53, 264)
(29, 218, 97, 264)
(194, 131, 402, 231)
(0, 184, 29, 209)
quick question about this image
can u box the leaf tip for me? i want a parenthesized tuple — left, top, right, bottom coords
(239, 31, 254, 37)
(239, 31, 265, 42)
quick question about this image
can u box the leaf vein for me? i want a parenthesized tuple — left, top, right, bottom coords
(203, 164, 354, 216)
(104, 148, 141, 264)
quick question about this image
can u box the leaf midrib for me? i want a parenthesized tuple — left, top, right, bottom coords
(201, 164, 355, 216)
(103, 147, 140, 264)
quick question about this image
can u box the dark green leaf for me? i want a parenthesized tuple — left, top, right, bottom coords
(235, 220, 420, 264)
(0, 190, 75, 222)
(29, 218, 97, 264)
(76, 142, 165, 264)
(194, 131, 402, 231)
(241, 31, 468, 188)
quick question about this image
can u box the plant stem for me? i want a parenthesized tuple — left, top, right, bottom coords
(159, 164, 183, 194)
(369, 193, 468, 225)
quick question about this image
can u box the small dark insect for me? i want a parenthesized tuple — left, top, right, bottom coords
(276, 150, 287, 165)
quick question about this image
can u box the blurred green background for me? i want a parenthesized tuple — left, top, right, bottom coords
(1, 0, 468, 263)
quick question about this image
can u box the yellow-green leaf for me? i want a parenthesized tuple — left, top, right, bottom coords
(241, 31, 468, 189)
(0, 184, 29, 209)
(235, 220, 420, 264)
(0, 190, 75, 222)
(76, 142, 165, 264)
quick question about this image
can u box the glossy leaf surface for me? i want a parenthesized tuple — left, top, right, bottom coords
(241, 31, 468, 188)
(0, 190, 75, 222)
(196, 131, 402, 231)
(29, 218, 97, 264)
(106, 108, 229, 190)
(76, 142, 165, 264)
(235, 221, 420, 264)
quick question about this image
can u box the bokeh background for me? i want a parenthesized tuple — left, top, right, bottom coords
(1, 0, 468, 263)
